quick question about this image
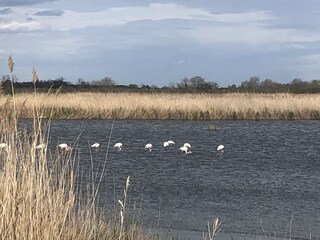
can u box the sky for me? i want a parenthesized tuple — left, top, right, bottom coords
(0, 0, 320, 87)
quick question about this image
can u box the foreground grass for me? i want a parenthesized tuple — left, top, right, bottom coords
(0, 115, 163, 239)
(1, 92, 320, 120)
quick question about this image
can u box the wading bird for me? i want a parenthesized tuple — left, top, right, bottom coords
(58, 143, 68, 150)
(163, 141, 170, 148)
(217, 144, 225, 154)
(183, 143, 191, 149)
(58, 143, 72, 151)
(0, 143, 8, 149)
(91, 143, 100, 149)
(35, 143, 46, 150)
(179, 146, 192, 154)
(163, 140, 175, 150)
(145, 143, 152, 152)
(114, 142, 122, 151)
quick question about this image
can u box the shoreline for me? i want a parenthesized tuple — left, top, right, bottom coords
(146, 227, 291, 240)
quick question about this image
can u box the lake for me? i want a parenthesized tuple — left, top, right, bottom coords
(21, 120, 320, 239)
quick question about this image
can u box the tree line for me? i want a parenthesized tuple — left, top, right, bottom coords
(2, 74, 320, 94)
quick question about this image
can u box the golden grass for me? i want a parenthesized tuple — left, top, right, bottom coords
(0, 113, 157, 239)
(1, 92, 320, 120)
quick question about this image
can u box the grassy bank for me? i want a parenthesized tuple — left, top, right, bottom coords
(1, 92, 320, 120)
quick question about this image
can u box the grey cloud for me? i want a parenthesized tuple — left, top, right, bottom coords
(34, 9, 64, 16)
(0, 7, 11, 14)
(0, 0, 56, 6)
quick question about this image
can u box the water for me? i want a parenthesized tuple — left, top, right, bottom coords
(21, 120, 320, 239)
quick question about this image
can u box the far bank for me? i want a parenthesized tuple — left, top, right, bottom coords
(1, 92, 320, 120)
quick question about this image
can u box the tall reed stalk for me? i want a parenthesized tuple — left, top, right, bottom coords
(0, 59, 155, 240)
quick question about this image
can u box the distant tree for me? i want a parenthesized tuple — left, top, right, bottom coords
(259, 78, 278, 93)
(290, 78, 303, 85)
(189, 76, 206, 88)
(240, 76, 260, 92)
(128, 84, 138, 89)
(177, 77, 190, 88)
(2, 74, 18, 82)
(204, 81, 219, 90)
(101, 76, 116, 86)
(308, 79, 320, 93)
(91, 76, 115, 86)
(77, 78, 89, 85)
(227, 84, 237, 92)
(140, 83, 150, 89)
(289, 78, 308, 93)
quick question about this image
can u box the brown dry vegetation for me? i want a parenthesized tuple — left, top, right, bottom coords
(1, 92, 320, 120)
(0, 116, 155, 239)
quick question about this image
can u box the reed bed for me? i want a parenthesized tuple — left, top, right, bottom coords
(0, 115, 160, 239)
(1, 92, 320, 120)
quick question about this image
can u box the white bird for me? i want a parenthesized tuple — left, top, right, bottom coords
(91, 143, 100, 148)
(145, 143, 152, 152)
(0, 143, 8, 149)
(163, 141, 169, 148)
(58, 143, 68, 150)
(179, 146, 192, 154)
(167, 140, 175, 145)
(114, 142, 122, 151)
(58, 143, 72, 151)
(217, 144, 225, 154)
(183, 143, 191, 149)
(35, 143, 46, 150)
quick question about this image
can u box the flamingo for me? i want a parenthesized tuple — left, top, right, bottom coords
(0, 143, 8, 149)
(145, 143, 152, 152)
(91, 143, 100, 149)
(163, 140, 175, 150)
(217, 144, 225, 154)
(163, 141, 170, 148)
(114, 142, 122, 151)
(35, 143, 46, 150)
(58, 143, 72, 152)
(179, 146, 192, 154)
(58, 143, 68, 150)
(183, 143, 191, 149)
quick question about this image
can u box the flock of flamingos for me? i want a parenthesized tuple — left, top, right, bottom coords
(54, 140, 225, 155)
(0, 140, 225, 154)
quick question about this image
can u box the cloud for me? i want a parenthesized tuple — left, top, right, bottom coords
(0, 20, 41, 31)
(2, 3, 320, 51)
(0, 0, 56, 6)
(0, 3, 274, 32)
(184, 25, 320, 46)
(34, 9, 64, 16)
(0, 7, 11, 14)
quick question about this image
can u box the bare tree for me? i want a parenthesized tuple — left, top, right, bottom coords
(91, 76, 116, 86)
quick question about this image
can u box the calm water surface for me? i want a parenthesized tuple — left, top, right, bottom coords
(21, 120, 320, 239)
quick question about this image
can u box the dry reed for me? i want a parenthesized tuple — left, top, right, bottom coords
(1, 92, 320, 120)
(0, 66, 155, 239)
